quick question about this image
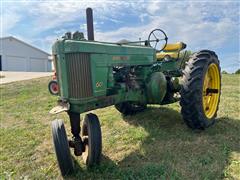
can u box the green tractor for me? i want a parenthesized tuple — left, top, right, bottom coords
(49, 8, 221, 176)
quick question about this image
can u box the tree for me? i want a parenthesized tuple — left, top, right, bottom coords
(221, 70, 228, 74)
(180, 50, 193, 68)
(180, 50, 192, 60)
(235, 69, 240, 74)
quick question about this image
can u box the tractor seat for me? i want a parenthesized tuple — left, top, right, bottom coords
(156, 42, 187, 60)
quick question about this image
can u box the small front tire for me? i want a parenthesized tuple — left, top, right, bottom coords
(52, 119, 74, 176)
(81, 113, 102, 167)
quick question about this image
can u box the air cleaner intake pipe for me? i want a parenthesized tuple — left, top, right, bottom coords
(86, 8, 94, 41)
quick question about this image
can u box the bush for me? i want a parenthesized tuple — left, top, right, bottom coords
(235, 69, 240, 74)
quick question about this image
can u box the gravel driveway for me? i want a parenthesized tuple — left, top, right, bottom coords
(0, 71, 52, 84)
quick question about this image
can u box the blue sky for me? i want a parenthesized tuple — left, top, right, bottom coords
(1, 0, 239, 72)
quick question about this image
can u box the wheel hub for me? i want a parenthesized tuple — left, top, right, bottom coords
(69, 137, 84, 156)
(202, 63, 220, 119)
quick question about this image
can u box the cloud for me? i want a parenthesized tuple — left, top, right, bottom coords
(1, 6, 22, 36)
(1, 0, 239, 72)
(8, 1, 139, 35)
(96, 1, 239, 51)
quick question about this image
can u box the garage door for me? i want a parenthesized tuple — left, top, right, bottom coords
(7, 56, 27, 71)
(29, 58, 46, 72)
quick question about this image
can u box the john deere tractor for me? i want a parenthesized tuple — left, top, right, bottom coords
(49, 8, 221, 176)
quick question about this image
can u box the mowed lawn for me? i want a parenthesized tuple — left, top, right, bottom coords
(0, 74, 239, 179)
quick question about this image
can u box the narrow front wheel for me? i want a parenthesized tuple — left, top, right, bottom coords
(52, 119, 74, 176)
(81, 113, 102, 167)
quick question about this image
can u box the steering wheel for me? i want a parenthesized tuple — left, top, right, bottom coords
(148, 29, 168, 52)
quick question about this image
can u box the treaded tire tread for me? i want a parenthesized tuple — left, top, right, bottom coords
(81, 113, 102, 167)
(52, 119, 74, 176)
(180, 50, 221, 130)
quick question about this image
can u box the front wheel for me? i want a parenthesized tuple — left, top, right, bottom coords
(52, 119, 74, 176)
(180, 50, 221, 129)
(81, 113, 102, 167)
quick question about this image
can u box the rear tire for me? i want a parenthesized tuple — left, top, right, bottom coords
(180, 50, 221, 129)
(52, 119, 74, 176)
(115, 101, 146, 115)
(81, 113, 102, 167)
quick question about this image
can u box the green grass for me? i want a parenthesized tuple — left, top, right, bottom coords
(0, 74, 240, 179)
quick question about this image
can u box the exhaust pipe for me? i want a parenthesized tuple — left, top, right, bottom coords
(86, 8, 94, 41)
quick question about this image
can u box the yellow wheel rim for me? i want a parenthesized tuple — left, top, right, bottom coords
(202, 63, 220, 119)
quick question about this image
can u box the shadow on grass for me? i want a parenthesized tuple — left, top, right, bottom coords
(64, 154, 118, 180)
(66, 106, 240, 179)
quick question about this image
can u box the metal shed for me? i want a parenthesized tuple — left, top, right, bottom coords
(0, 36, 51, 72)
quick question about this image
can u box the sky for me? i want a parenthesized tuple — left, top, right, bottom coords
(1, 0, 240, 73)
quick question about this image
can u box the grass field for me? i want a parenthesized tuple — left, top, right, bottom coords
(0, 74, 240, 179)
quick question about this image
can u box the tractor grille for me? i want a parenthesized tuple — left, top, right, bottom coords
(66, 53, 93, 98)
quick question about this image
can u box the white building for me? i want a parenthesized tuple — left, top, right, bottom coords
(0, 36, 52, 72)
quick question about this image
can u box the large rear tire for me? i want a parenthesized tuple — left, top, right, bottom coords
(52, 119, 74, 176)
(115, 101, 146, 115)
(180, 50, 221, 130)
